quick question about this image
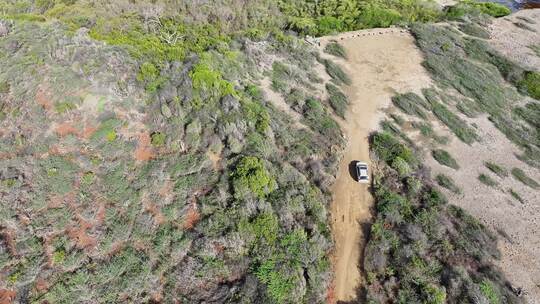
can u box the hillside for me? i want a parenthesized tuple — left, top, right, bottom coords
(0, 1, 538, 304)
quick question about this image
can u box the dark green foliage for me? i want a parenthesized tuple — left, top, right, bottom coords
(511, 168, 539, 189)
(478, 173, 498, 187)
(151, 132, 166, 147)
(322, 59, 351, 85)
(278, 0, 440, 36)
(519, 71, 540, 100)
(232, 156, 276, 199)
(324, 41, 347, 58)
(366, 131, 519, 303)
(326, 83, 348, 117)
(448, 0, 511, 18)
(391, 92, 429, 118)
(371, 132, 416, 166)
(484, 161, 507, 177)
(303, 98, 342, 139)
(436, 174, 461, 194)
(432, 149, 459, 169)
(508, 189, 525, 204)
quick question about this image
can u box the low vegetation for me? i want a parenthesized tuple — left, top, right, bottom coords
(511, 168, 539, 189)
(365, 132, 521, 303)
(432, 149, 459, 169)
(484, 161, 508, 177)
(412, 22, 540, 166)
(324, 41, 347, 58)
(326, 83, 348, 118)
(436, 174, 462, 194)
(478, 173, 498, 187)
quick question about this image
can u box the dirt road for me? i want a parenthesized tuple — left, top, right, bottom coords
(319, 29, 431, 302)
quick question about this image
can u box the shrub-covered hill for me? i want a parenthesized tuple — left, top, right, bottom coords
(0, 11, 348, 303)
(365, 132, 523, 304)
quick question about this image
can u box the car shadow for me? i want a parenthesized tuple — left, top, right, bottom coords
(348, 160, 358, 181)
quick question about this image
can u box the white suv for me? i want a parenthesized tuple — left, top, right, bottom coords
(356, 162, 369, 183)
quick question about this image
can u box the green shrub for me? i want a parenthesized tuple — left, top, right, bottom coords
(432, 149, 459, 169)
(519, 71, 540, 100)
(436, 174, 461, 194)
(479, 279, 501, 304)
(478, 173, 498, 187)
(151, 132, 166, 147)
(429, 99, 478, 144)
(324, 41, 347, 59)
(511, 168, 539, 189)
(323, 59, 351, 85)
(391, 92, 429, 119)
(391, 157, 411, 177)
(371, 132, 416, 166)
(461, 0, 511, 17)
(458, 22, 490, 39)
(484, 161, 507, 177)
(508, 188, 525, 204)
(232, 156, 276, 199)
(326, 83, 348, 118)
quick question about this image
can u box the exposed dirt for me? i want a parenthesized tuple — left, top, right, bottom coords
(319, 29, 432, 302)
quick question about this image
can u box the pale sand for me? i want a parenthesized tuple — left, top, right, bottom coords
(319, 30, 432, 302)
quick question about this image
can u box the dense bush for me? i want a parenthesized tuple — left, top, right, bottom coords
(231, 156, 276, 199)
(371, 132, 416, 166)
(365, 131, 521, 303)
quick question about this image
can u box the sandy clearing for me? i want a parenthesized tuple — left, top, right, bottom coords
(319, 30, 432, 302)
(489, 9, 540, 71)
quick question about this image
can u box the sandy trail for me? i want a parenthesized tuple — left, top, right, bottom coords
(319, 29, 432, 302)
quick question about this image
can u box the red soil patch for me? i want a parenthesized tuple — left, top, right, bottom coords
(326, 284, 336, 304)
(183, 203, 200, 230)
(0, 229, 17, 257)
(158, 180, 173, 197)
(0, 289, 16, 304)
(82, 125, 97, 139)
(66, 225, 97, 250)
(95, 203, 106, 225)
(36, 86, 53, 110)
(144, 201, 166, 226)
(134, 132, 155, 161)
(35, 278, 49, 292)
(55, 122, 79, 137)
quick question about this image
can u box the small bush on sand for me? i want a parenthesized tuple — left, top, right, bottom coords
(436, 174, 461, 194)
(511, 168, 539, 189)
(478, 173, 498, 187)
(508, 188, 525, 204)
(324, 41, 347, 59)
(326, 83, 348, 118)
(484, 161, 507, 177)
(323, 59, 351, 85)
(432, 149, 459, 169)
